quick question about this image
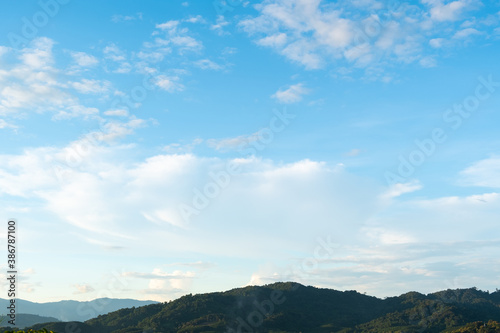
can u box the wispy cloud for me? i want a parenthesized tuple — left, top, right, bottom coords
(381, 180, 423, 200)
(111, 12, 143, 23)
(0, 119, 18, 130)
(70, 79, 111, 94)
(459, 156, 500, 188)
(184, 15, 205, 24)
(423, 0, 476, 22)
(154, 19, 203, 53)
(73, 284, 95, 294)
(194, 59, 223, 70)
(154, 75, 184, 92)
(70, 51, 99, 67)
(453, 27, 482, 39)
(206, 133, 260, 151)
(272, 83, 309, 104)
(0, 38, 108, 121)
(211, 15, 230, 35)
(104, 109, 129, 117)
(103, 43, 132, 73)
(239, 0, 489, 75)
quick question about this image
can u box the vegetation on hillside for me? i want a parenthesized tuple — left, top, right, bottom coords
(17, 283, 500, 333)
(3, 329, 54, 333)
(448, 320, 500, 332)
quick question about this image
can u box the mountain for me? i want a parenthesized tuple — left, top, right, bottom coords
(16, 282, 500, 332)
(0, 298, 157, 322)
(0, 313, 59, 329)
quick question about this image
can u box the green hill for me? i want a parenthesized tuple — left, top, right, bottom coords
(22, 283, 500, 333)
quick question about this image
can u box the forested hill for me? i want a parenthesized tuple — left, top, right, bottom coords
(20, 282, 500, 332)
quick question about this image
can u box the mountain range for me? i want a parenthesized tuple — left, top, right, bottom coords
(0, 313, 59, 329)
(0, 297, 157, 325)
(4, 282, 500, 332)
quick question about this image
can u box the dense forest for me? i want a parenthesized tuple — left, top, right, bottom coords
(4, 282, 500, 332)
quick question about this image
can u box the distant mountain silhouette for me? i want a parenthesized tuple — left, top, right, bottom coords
(0, 313, 59, 329)
(13, 282, 500, 332)
(0, 297, 157, 322)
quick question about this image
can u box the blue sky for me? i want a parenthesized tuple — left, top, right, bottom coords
(0, 0, 500, 303)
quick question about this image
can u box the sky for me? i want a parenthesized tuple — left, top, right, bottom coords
(0, 0, 499, 304)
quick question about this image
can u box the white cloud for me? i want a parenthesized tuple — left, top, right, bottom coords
(194, 59, 223, 70)
(281, 40, 323, 69)
(184, 15, 205, 24)
(380, 180, 423, 200)
(419, 56, 437, 68)
(53, 104, 99, 120)
(2, 138, 500, 299)
(239, 0, 354, 69)
(103, 43, 132, 73)
(154, 75, 184, 92)
(154, 20, 203, 53)
(424, 0, 473, 22)
(272, 83, 309, 103)
(0, 146, 382, 252)
(394, 37, 422, 63)
(169, 261, 215, 270)
(206, 133, 261, 152)
(111, 12, 143, 23)
(70, 51, 99, 67)
(459, 156, 500, 188)
(370, 191, 500, 248)
(71, 79, 111, 94)
(0, 46, 9, 57)
(257, 33, 288, 48)
(21, 37, 55, 68)
(0, 119, 18, 129)
(363, 227, 417, 245)
(0, 60, 89, 119)
(97, 118, 146, 142)
(73, 284, 95, 294)
(345, 148, 361, 157)
(245, 236, 498, 297)
(350, 0, 383, 10)
(104, 109, 129, 117)
(170, 36, 202, 50)
(124, 269, 195, 279)
(124, 268, 196, 301)
(0, 147, 59, 197)
(211, 16, 230, 35)
(453, 27, 482, 39)
(156, 20, 180, 31)
(163, 138, 203, 154)
(429, 38, 446, 48)
(104, 44, 126, 61)
(137, 51, 166, 63)
(239, 0, 486, 75)
(343, 42, 372, 66)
